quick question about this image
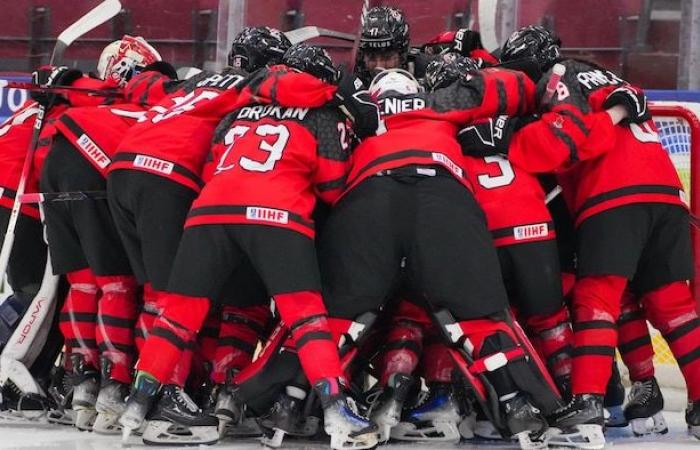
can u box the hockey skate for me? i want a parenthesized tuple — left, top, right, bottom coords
(93, 359, 129, 435)
(68, 354, 99, 431)
(604, 361, 627, 428)
(547, 394, 605, 449)
(503, 393, 548, 450)
(314, 377, 378, 450)
(369, 373, 414, 443)
(0, 356, 52, 422)
(46, 363, 75, 426)
(624, 377, 668, 436)
(119, 371, 160, 443)
(391, 382, 462, 443)
(258, 386, 320, 448)
(686, 400, 700, 440)
(141, 384, 219, 446)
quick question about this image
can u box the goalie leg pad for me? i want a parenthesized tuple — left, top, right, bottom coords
(642, 281, 700, 401)
(617, 291, 655, 381)
(95, 275, 137, 384)
(0, 293, 33, 349)
(60, 268, 100, 369)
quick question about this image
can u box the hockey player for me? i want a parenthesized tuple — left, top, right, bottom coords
(106, 27, 288, 442)
(355, 6, 411, 82)
(39, 35, 170, 431)
(316, 63, 566, 450)
(119, 44, 379, 450)
(463, 24, 700, 446)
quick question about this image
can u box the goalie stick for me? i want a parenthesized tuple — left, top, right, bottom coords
(0, 0, 121, 393)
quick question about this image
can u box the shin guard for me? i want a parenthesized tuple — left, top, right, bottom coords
(378, 301, 428, 385)
(642, 282, 700, 400)
(420, 337, 455, 383)
(135, 293, 210, 384)
(60, 268, 100, 369)
(212, 305, 271, 384)
(618, 290, 655, 382)
(95, 275, 137, 384)
(523, 306, 573, 389)
(571, 275, 626, 395)
(274, 291, 344, 385)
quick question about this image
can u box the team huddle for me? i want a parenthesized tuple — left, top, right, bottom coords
(1, 5, 700, 450)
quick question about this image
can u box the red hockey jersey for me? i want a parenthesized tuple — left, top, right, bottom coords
(344, 68, 535, 196)
(462, 154, 553, 247)
(53, 71, 173, 177)
(109, 69, 247, 193)
(506, 59, 685, 227)
(185, 67, 350, 239)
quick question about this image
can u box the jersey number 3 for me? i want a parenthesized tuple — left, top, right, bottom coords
(217, 124, 290, 173)
(477, 155, 516, 189)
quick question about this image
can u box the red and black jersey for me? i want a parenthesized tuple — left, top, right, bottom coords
(185, 67, 350, 239)
(109, 68, 247, 193)
(462, 154, 554, 247)
(53, 71, 173, 177)
(506, 59, 685, 226)
(344, 68, 535, 196)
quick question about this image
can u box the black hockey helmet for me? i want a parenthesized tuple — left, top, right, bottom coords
(282, 43, 340, 83)
(500, 25, 561, 73)
(355, 7, 410, 76)
(424, 53, 480, 91)
(228, 26, 292, 72)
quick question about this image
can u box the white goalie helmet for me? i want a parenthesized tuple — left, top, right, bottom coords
(97, 35, 162, 87)
(368, 68, 421, 99)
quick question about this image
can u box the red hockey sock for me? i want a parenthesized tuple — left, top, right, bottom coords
(135, 284, 159, 353)
(60, 268, 100, 368)
(191, 312, 220, 385)
(169, 347, 195, 387)
(524, 307, 573, 382)
(571, 275, 626, 395)
(642, 282, 700, 400)
(618, 290, 654, 381)
(212, 305, 270, 384)
(421, 338, 455, 383)
(274, 291, 345, 385)
(378, 301, 426, 385)
(95, 275, 137, 383)
(136, 292, 211, 384)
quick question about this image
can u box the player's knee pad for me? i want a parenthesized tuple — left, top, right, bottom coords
(572, 275, 627, 323)
(641, 281, 699, 333)
(0, 292, 32, 350)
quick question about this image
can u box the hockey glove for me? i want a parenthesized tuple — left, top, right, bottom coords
(602, 85, 650, 124)
(458, 115, 535, 157)
(452, 29, 484, 56)
(30, 65, 83, 107)
(333, 68, 382, 139)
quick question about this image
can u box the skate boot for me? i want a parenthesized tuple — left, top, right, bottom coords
(314, 377, 378, 450)
(624, 377, 668, 436)
(119, 371, 160, 443)
(391, 382, 462, 443)
(213, 369, 242, 434)
(93, 358, 129, 434)
(686, 400, 700, 440)
(47, 363, 75, 426)
(547, 394, 605, 449)
(68, 354, 99, 431)
(369, 373, 415, 443)
(141, 384, 219, 446)
(503, 393, 548, 450)
(258, 386, 320, 448)
(604, 361, 627, 428)
(473, 404, 505, 440)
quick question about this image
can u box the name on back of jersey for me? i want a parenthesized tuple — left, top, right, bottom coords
(195, 73, 245, 90)
(379, 97, 425, 116)
(576, 69, 624, 90)
(237, 105, 310, 122)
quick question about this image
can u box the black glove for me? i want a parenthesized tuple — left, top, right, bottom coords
(452, 29, 484, 57)
(333, 68, 381, 139)
(140, 61, 178, 80)
(458, 115, 535, 157)
(30, 65, 83, 107)
(603, 85, 650, 124)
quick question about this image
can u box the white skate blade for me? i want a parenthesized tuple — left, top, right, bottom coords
(74, 408, 96, 431)
(630, 411, 668, 436)
(391, 420, 461, 443)
(260, 428, 285, 448)
(329, 428, 379, 450)
(546, 423, 605, 449)
(47, 409, 74, 426)
(371, 402, 400, 443)
(690, 423, 700, 440)
(141, 420, 219, 446)
(0, 409, 47, 423)
(514, 430, 547, 450)
(93, 411, 122, 434)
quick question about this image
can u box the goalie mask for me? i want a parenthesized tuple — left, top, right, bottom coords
(97, 35, 161, 87)
(282, 44, 340, 83)
(424, 54, 480, 91)
(500, 25, 561, 74)
(369, 69, 421, 100)
(228, 26, 292, 72)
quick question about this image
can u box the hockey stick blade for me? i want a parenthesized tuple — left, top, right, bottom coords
(51, 0, 122, 64)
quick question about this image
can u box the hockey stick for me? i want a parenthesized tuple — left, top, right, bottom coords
(349, 0, 370, 72)
(20, 191, 108, 204)
(0, 0, 122, 281)
(284, 26, 356, 45)
(2, 81, 124, 99)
